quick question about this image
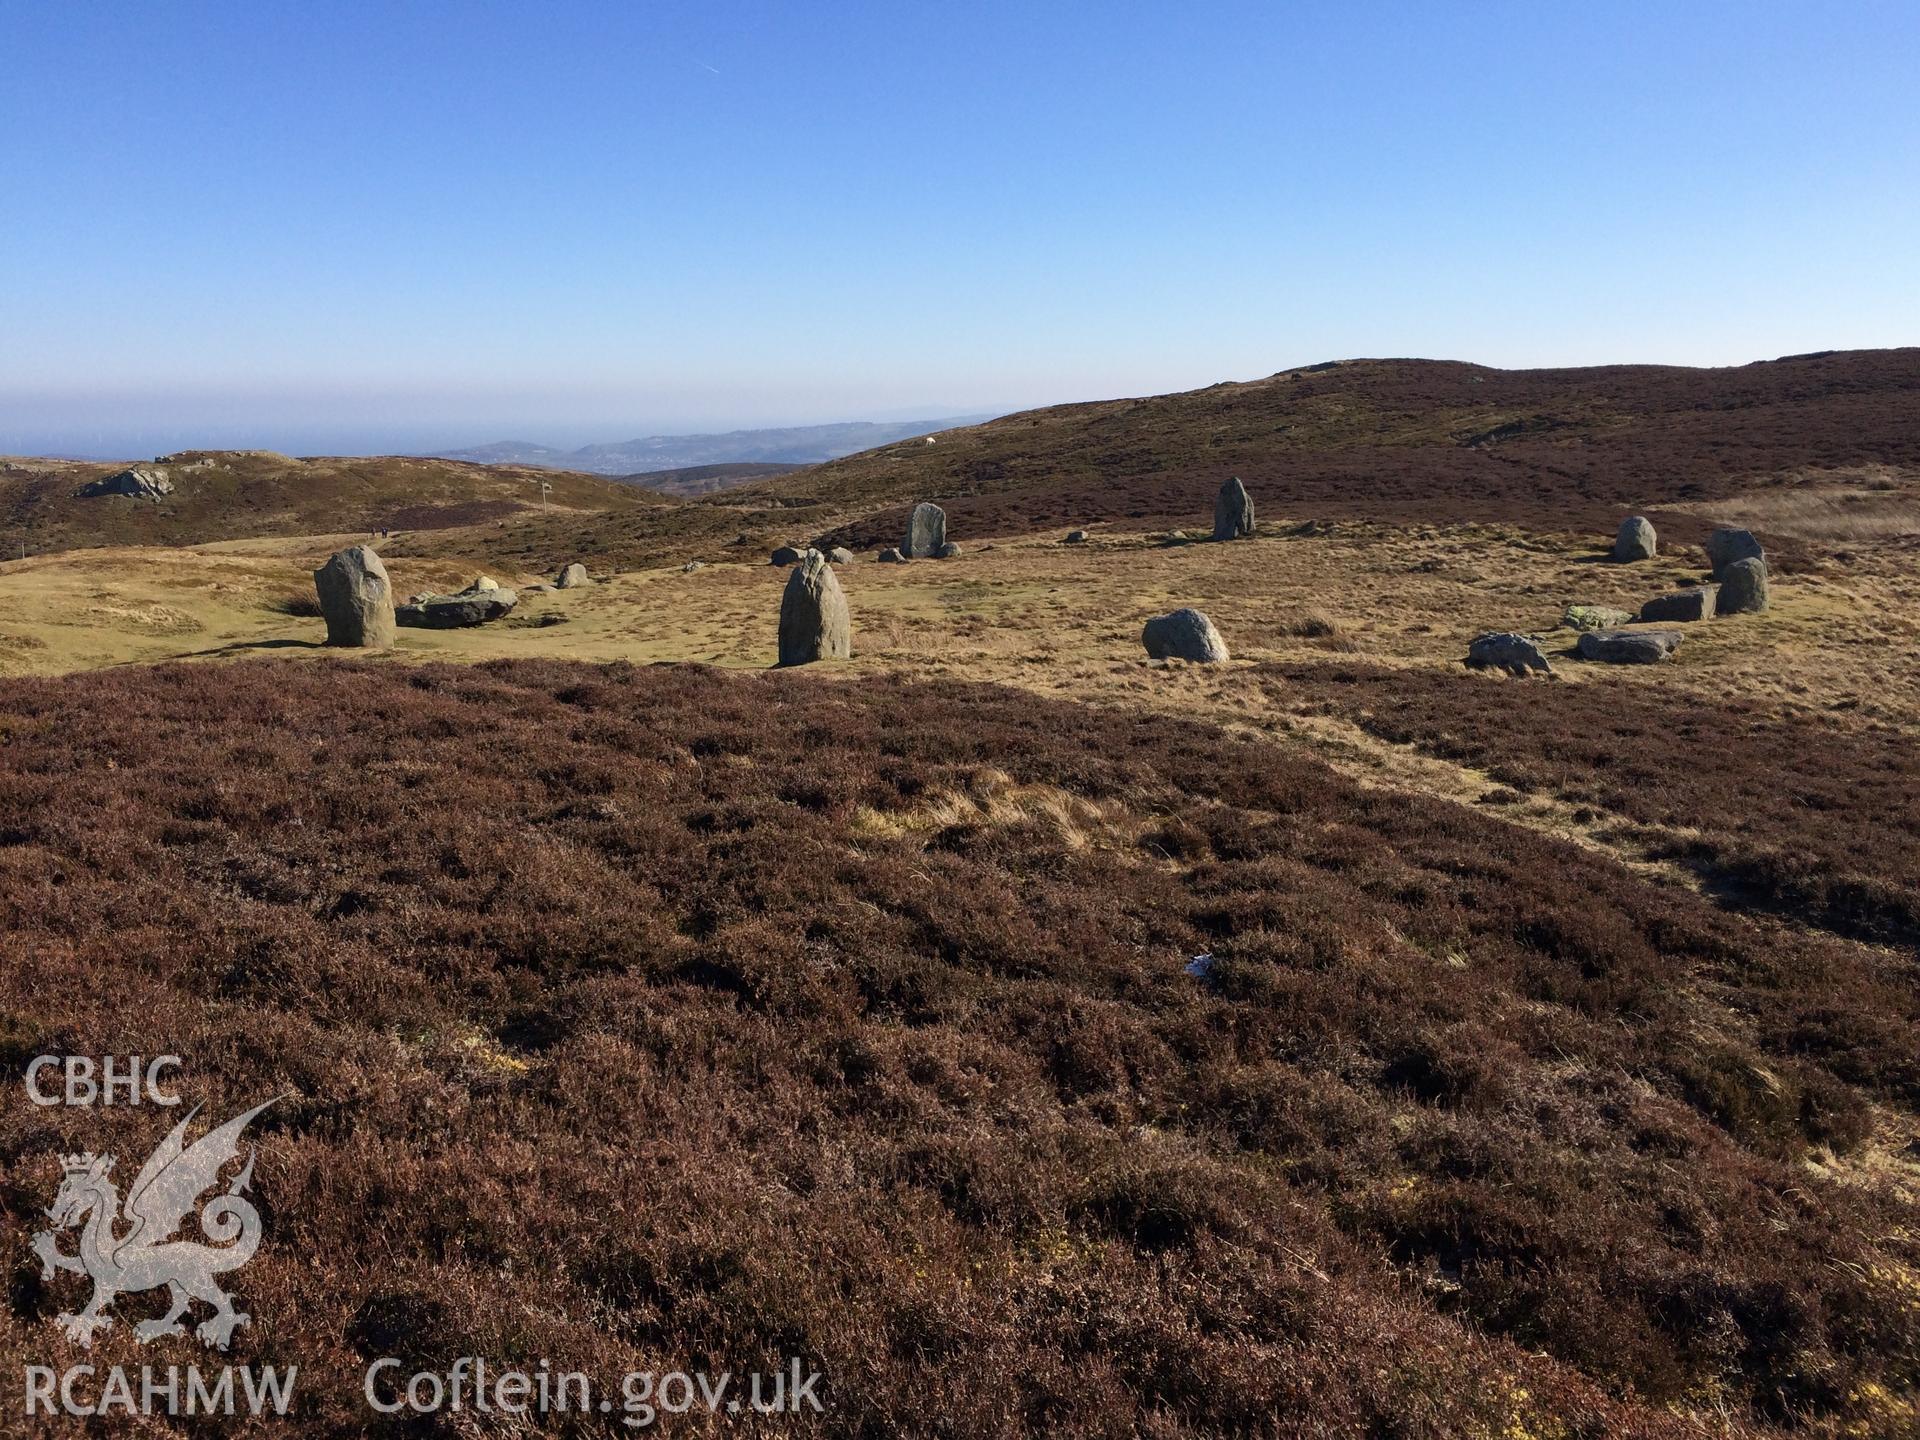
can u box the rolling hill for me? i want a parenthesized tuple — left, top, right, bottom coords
(759, 349, 1920, 549)
(434, 415, 997, 474)
(420, 348, 1920, 576)
(614, 460, 807, 496)
(0, 449, 659, 556)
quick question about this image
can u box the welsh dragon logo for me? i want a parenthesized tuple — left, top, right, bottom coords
(32, 1097, 279, 1350)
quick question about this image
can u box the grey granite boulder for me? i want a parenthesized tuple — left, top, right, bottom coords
(313, 545, 396, 649)
(770, 545, 805, 566)
(1064, 529, 1089, 544)
(555, 562, 589, 588)
(1466, 632, 1553, 676)
(396, 585, 518, 628)
(1716, 556, 1769, 614)
(828, 547, 855, 565)
(935, 541, 961, 558)
(1613, 516, 1656, 561)
(878, 547, 908, 563)
(1577, 629, 1683, 664)
(1142, 608, 1229, 662)
(776, 551, 851, 665)
(1638, 585, 1717, 623)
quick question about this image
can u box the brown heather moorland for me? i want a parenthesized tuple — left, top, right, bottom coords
(0, 660, 1916, 1437)
(0, 350, 1917, 1436)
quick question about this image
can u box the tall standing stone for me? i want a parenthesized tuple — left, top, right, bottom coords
(904, 503, 947, 558)
(313, 545, 396, 649)
(1212, 476, 1254, 541)
(1706, 527, 1764, 579)
(777, 551, 851, 666)
(1613, 516, 1656, 561)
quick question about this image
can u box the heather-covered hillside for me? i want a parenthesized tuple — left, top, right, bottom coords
(0, 659, 1912, 1437)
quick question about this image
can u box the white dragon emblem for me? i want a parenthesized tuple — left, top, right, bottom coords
(32, 1097, 279, 1350)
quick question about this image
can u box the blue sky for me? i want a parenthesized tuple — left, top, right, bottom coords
(2, 0, 1915, 454)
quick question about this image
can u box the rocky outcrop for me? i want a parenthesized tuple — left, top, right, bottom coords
(1613, 516, 1656, 561)
(904, 503, 947, 558)
(1638, 586, 1717, 623)
(1142, 609, 1229, 662)
(777, 551, 851, 666)
(1577, 629, 1683, 664)
(1212, 477, 1254, 541)
(1716, 557, 1769, 614)
(1466, 632, 1553, 676)
(313, 546, 396, 649)
(78, 466, 174, 500)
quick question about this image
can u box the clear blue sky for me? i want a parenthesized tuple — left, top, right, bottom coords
(3, 0, 1915, 455)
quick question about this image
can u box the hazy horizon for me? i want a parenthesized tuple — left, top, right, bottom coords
(4, 2, 1915, 459)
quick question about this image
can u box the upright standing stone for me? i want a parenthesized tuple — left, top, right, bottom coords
(904, 503, 947, 558)
(1613, 516, 1657, 561)
(1717, 557, 1770, 614)
(1705, 528, 1764, 579)
(313, 545, 396, 649)
(1213, 476, 1255, 541)
(777, 551, 851, 666)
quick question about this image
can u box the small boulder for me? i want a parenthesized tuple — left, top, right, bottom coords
(1717, 556, 1769, 614)
(313, 546, 396, 649)
(1577, 628, 1683, 664)
(1466, 632, 1553, 676)
(935, 541, 961, 559)
(555, 562, 589, 588)
(1160, 530, 1191, 547)
(1706, 527, 1764, 578)
(78, 465, 174, 501)
(464, 576, 499, 593)
(1613, 516, 1657, 561)
(1063, 530, 1089, 544)
(1142, 608, 1230, 663)
(397, 587, 518, 629)
(1638, 586, 1717, 623)
(1562, 604, 1636, 632)
(1212, 476, 1255, 541)
(904, 502, 947, 558)
(828, 547, 855, 566)
(878, 547, 908, 564)
(770, 545, 805, 566)
(776, 551, 851, 666)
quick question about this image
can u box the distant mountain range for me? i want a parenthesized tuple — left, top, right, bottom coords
(432, 416, 997, 476)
